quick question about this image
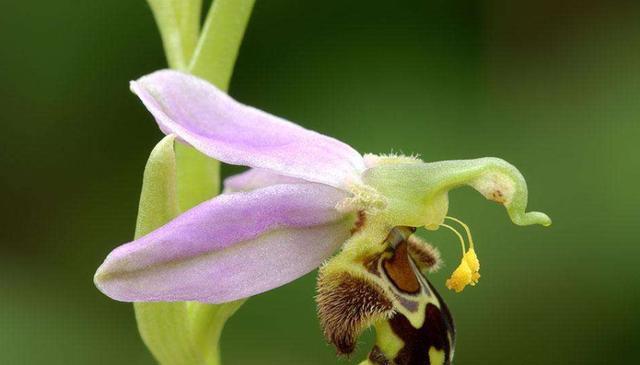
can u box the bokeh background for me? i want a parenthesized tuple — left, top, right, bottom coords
(1, 0, 639, 364)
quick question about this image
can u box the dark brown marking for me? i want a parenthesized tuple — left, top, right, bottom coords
(429, 279, 455, 347)
(390, 302, 453, 365)
(383, 242, 421, 294)
(491, 189, 507, 203)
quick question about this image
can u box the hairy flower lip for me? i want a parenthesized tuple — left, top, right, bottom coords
(95, 70, 551, 304)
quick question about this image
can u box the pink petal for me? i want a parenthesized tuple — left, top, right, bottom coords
(131, 70, 366, 189)
(223, 168, 305, 193)
(95, 183, 352, 303)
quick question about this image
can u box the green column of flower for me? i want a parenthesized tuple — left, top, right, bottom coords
(133, 1, 255, 364)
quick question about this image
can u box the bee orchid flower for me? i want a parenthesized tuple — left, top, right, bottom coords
(95, 70, 550, 364)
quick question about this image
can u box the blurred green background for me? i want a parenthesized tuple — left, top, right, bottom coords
(1, 0, 639, 364)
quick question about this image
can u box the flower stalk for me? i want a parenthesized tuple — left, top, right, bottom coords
(189, 0, 255, 90)
(146, 0, 201, 70)
(132, 1, 255, 364)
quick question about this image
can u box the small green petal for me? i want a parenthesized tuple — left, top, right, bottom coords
(363, 157, 551, 228)
(133, 135, 194, 365)
(134, 134, 180, 238)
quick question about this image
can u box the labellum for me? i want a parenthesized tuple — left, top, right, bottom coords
(317, 226, 455, 365)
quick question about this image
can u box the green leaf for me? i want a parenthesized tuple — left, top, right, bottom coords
(147, 0, 202, 70)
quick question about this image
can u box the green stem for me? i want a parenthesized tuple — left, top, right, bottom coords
(189, 0, 256, 91)
(186, 300, 245, 365)
(176, 3, 255, 361)
(147, 0, 202, 70)
(134, 1, 255, 364)
(174, 143, 220, 212)
(176, 0, 255, 213)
